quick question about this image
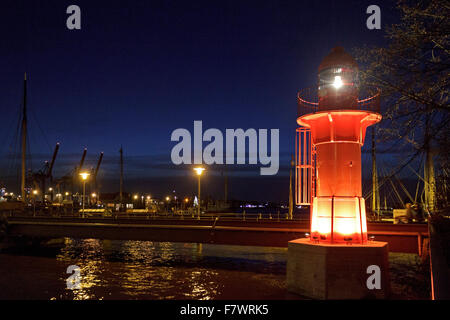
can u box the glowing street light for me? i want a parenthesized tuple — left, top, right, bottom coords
(194, 167, 205, 176)
(48, 187, 54, 202)
(79, 172, 90, 218)
(32, 190, 38, 216)
(79, 172, 90, 181)
(194, 167, 205, 219)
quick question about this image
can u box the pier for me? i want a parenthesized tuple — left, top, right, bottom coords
(4, 214, 428, 254)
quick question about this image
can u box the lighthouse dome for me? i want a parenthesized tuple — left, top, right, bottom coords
(318, 46, 358, 72)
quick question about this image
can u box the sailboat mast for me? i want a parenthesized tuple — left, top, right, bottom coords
(119, 146, 123, 204)
(371, 127, 380, 218)
(21, 73, 27, 201)
(289, 155, 294, 220)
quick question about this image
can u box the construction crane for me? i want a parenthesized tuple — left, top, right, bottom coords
(77, 148, 87, 175)
(54, 148, 87, 197)
(31, 142, 60, 199)
(92, 152, 103, 197)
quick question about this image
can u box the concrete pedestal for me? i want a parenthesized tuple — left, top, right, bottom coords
(287, 238, 390, 299)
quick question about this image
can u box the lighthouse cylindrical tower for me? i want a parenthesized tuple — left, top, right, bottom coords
(297, 47, 381, 244)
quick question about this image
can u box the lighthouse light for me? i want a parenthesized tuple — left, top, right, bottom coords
(333, 75, 343, 89)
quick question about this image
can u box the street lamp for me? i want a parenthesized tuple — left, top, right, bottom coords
(165, 196, 171, 213)
(91, 193, 97, 206)
(79, 172, 90, 218)
(48, 187, 54, 202)
(184, 197, 189, 211)
(32, 189, 38, 216)
(193, 167, 205, 220)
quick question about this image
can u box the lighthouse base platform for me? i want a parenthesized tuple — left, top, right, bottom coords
(287, 238, 390, 299)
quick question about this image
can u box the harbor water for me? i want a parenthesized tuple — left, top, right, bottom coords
(0, 239, 429, 300)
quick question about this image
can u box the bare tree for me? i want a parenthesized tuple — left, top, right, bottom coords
(354, 0, 450, 211)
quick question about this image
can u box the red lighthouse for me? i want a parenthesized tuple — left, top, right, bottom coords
(288, 47, 389, 299)
(296, 47, 381, 244)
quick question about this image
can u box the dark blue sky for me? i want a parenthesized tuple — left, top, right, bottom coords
(0, 0, 400, 201)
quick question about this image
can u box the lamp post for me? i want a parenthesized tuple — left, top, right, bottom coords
(146, 195, 150, 207)
(32, 189, 38, 216)
(91, 193, 97, 206)
(79, 172, 90, 218)
(133, 194, 139, 209)
(193, 167, 205, 220)
(165, 196, 170, 213)
(49, 187, 53, 202)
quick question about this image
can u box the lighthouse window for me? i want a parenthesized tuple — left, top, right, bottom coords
(319, 67, 357, 90)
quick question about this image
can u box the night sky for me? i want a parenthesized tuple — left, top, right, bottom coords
(0, 0, 400, 202)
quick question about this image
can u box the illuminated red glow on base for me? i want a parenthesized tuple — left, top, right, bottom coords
(310, 196, 368, 244)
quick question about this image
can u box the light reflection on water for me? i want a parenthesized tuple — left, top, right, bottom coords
(0, 239, 289, 300)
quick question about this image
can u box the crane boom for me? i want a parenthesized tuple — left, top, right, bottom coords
(78, 148, 87, 173)
(94, 152, 104, 179)
(21, 73, 27, 201)
(47, 142, 60, 180)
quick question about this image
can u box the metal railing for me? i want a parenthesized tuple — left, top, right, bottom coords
(4, 208, 306, 222)
(297, 87, 381, 117)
